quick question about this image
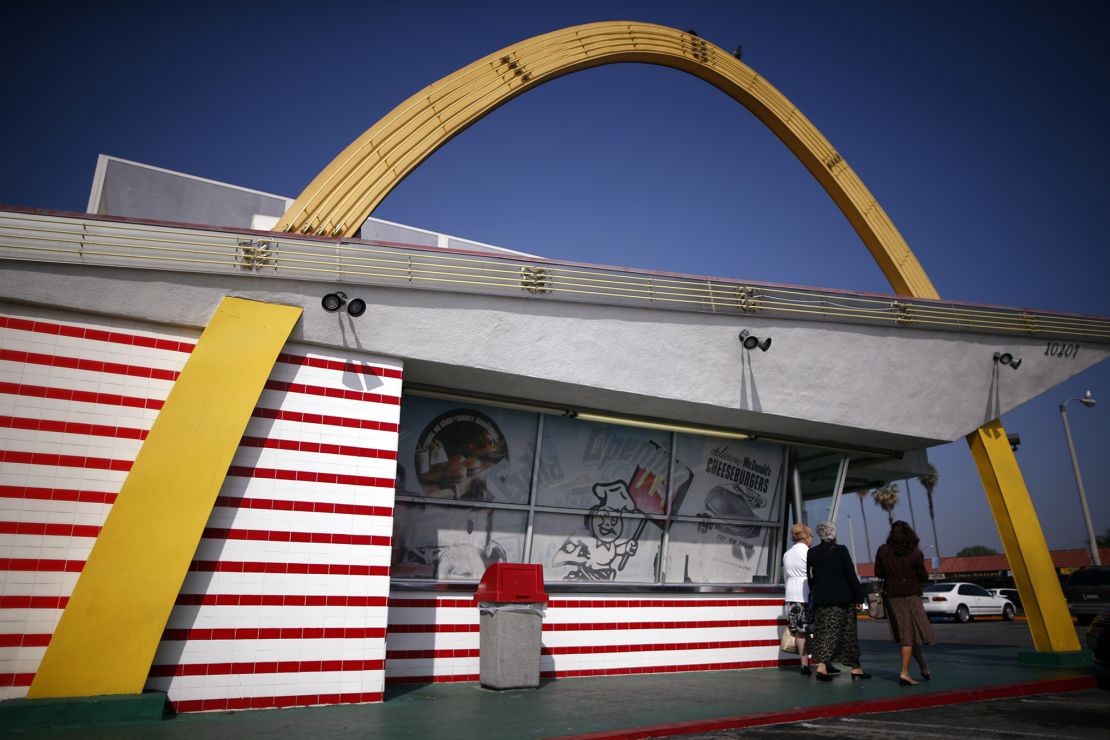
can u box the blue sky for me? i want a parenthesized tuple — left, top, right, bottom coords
(2, 1, 1108, 558)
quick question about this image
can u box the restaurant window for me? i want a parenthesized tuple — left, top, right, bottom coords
(392, 394, 786, 585)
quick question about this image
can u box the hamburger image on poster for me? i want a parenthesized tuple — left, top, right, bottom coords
(415, 409, 508, 499)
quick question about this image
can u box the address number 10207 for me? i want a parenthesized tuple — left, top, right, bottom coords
(1045, 342, 1080, 358)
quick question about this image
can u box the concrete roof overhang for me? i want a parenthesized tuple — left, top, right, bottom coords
(2, 206, 1107, 494)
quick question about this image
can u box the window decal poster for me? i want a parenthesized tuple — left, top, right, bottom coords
(664, 521, 774, 583)
(532, 511, 661, 584)
(391, 502, 526, 580)
(536, 417, 671, 582)
(395, 396, 537, 504)
(671, 434, 785, 522)
(664, 434, 786, 583)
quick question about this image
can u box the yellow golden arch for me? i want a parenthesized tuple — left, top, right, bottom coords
(277, 21, 937, 297)
(32, 21, 1078, 703)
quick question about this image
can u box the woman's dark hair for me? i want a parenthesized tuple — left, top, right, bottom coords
(887, 520, 920, 557)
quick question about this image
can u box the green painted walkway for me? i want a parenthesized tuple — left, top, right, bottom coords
(4, 635, 1104, 739)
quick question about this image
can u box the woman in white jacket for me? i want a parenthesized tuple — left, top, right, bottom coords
(782, 523, 814, 674)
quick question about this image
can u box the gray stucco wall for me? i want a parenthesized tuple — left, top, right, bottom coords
(2, 259, 1103, 453)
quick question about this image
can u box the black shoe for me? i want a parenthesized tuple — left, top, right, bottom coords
(850, 671, 872, 680)
(920, 671, 931, 681)
(800, 665, 812, 676)
(815, 672, 833, 682)
(825, 665, 841, 674)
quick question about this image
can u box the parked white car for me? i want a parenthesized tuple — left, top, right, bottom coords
(988, 587, 1022, 611)
(922, 582, 1016, 622)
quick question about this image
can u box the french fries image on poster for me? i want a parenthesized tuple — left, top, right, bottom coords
(555, 481, 645, 581)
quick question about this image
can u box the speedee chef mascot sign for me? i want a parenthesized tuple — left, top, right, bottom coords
(533, 417, 672, 583)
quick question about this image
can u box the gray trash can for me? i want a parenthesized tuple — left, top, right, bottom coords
(475, 563, 548, 690)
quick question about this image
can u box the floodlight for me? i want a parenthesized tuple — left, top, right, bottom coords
(347, 298, 367, 317)
(323, 292, 367, 317)
(322, 292, 347, 312)
(739, 330, 772, 352)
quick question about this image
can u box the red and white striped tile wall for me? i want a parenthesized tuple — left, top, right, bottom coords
(385, 592, 790, 683)
(0, 303, 402, 712)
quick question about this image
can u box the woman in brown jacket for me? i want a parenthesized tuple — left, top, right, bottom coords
(874, 520, 934, 685)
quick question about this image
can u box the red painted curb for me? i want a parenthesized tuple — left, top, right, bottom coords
(545, 675, 1099, 740)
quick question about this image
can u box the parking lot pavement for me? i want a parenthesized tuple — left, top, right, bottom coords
(860, 613, 1096, 653)
(856, 614, 1086, 648)
(677, 688, 1110, 738)
(675, 620, 1106, 740)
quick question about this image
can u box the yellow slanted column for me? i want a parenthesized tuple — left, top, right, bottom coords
(29, 297, 302, 698)
(967, 420, 1080, 653)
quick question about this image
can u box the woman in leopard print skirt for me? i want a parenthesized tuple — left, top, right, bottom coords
(806, 520, 870, 681)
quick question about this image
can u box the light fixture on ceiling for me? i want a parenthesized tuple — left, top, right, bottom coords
(565, 410, 751, 440)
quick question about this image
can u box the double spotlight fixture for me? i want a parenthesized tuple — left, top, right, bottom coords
(993, 351, 1022, 370)
(321, 291, 367, 317)
(739, 329, 772, 352)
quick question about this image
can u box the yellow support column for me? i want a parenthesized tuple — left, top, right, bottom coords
(29, 297, 302, 698)
(967, 420, 1083, 661)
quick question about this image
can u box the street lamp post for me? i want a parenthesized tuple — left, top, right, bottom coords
(1059, 390, 1100, 566)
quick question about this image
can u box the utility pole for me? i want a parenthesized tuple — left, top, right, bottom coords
(846, 513, 858, 567)
(903, 478, 918, 531)
(1060, 392, 1100, 565)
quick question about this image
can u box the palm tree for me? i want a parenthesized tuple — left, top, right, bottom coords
(918, 464, 941, 558)
(855, 488, 873, 561)
(872, 483, 900, 525)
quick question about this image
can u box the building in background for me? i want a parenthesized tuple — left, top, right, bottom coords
(859, 548, 1110, 588)
(1, 152, 1106, 713)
